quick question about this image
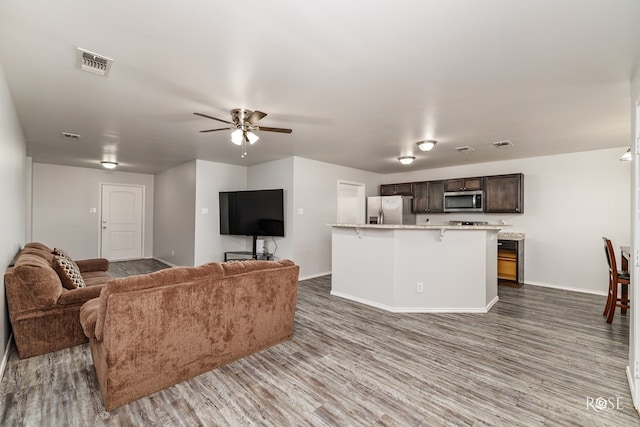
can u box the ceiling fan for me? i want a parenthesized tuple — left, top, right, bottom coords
(194, 109, 292, 158)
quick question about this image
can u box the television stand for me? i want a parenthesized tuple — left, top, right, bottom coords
(224, 251, 273, 262)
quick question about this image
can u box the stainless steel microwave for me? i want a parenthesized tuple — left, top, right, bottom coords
(443, 190, 483, 212)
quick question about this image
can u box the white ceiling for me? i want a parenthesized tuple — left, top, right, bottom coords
(1, 1, 639, 174)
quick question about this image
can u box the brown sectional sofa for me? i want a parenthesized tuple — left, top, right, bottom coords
(80, 258, 299, 411)
(4, 242, 111, 358)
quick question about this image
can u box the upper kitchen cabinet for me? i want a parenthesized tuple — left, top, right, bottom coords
(412, 180, 445, 213)
(380, 183, 413, 196)
(444, 177, 483, 192)
(484, 173, 524, 213)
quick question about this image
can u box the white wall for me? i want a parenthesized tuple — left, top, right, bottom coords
(31, 163, 154, 260)
(383, 148, 631, 294)
(194, 160, 247, 265)
(629, 64, 640, 412)
(291, 157, 380, 278)
(247, 156, 382, 278)
(247, 157, 295, 262)
(153, 161, 196, 266)
(0, 62, 27, 367)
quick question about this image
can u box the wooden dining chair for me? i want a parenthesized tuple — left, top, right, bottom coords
(602, 237, 631, 323)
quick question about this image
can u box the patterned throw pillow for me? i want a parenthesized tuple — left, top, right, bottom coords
(52, 255, 86, 289)
(53, 248, 73, 260)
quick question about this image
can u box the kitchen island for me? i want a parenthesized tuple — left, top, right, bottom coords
(329, 223, 507, 313)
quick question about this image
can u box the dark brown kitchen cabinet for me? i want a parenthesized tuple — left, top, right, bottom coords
(484, 173, 524, 213)
(444, 177, 483, 192)
(412, 180, 444, 213)
(380, 183, 413, 196)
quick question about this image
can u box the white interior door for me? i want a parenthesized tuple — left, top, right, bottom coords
(101, 184, 143, 260)
(337, 181, 365, 224)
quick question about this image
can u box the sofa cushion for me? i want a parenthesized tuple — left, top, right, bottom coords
(76, 258, 110, 273)
(12, 254, 63, 308)
(80, 298, 100, 339)
(24, 242, 52, 252)
(20, 247, 54, 263)
(81, 271, 112, 287)
(53, 256, 87, 289)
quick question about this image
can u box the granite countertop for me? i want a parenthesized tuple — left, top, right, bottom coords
(329, 223, 510, 231)
(498, 232, 525, 240)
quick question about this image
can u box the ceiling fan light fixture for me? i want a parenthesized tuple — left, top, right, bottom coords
(398, 156, 416, 165)
(230, 129, 243, 145)
(247, 131, 259, 145)
(100, 161, 118, 169)
(417, 140, 437, 152)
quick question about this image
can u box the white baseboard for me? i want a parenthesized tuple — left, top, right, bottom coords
(627, 365, 640, 415)
(154, 257, 178, 267)
(524, 280, 607, 296)
(299, 270, 332, 281)
(0, 334, 12, 383)
(330, 291, 498, 313)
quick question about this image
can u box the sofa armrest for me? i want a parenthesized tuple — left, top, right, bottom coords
(57, 284, 104, 305)
(76, 258, 110, 272)
(80, 298, 100, 340)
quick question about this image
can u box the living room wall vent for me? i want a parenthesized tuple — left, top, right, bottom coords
(75, 47, 113, 77)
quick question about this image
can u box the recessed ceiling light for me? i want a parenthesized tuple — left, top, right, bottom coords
(416, 140, 437, 151)
(100, 161, 118, 169)
(397, 156, 416, 165)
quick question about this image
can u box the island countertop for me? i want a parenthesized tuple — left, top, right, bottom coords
(328, 223, 509, 231)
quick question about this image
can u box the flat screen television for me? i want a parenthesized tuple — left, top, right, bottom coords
(219, 189, 285, 256)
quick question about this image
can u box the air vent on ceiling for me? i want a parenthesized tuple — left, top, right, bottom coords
(492, 140, 513, 148)
(455, 146, 475, 153)
(75, 47, 113, 77)
(61, 132, 81, 141)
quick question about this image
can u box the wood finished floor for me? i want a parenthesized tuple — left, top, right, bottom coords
(0, 260, 638, 426)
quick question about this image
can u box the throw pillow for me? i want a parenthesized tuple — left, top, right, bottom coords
(52, 255, 86, 289)
(53, 248, 73, 260)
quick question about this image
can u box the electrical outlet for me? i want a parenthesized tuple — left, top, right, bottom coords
(171, 250, 175, 256)
(416, 282, 424, 293)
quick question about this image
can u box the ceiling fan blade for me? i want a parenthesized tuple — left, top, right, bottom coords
(194, 112, 233, 125)
(256, 126, 293, 134)
(200, 127, 230, 133)
(246, 110, 267, 125)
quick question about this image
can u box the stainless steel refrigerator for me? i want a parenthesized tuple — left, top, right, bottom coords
(366, 196, 416, 225)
